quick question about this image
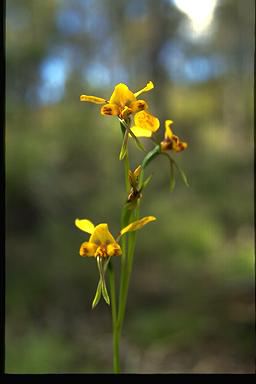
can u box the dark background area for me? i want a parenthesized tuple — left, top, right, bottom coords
(5, 0, 254, 373)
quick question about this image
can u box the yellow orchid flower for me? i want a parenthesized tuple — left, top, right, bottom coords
(160, 120, 188, 153)
(75, 219, 122, 258)
(80, 82, 160, 137)
(75, 216, 156, 308)
(75, 216, 156, 258)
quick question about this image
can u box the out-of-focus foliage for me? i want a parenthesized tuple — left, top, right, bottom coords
(6, 0, 254, 373)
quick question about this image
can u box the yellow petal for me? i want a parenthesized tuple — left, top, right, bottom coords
(89, 224, 116, 246)
(100, 103, 120, 116)
(134, 111, 160, 133)
(134, 81, 154, 98)
(80, 95, 106, 104)
(173, 139, 188, 152)
(120, 216, 156, 236)
(109, 83, 136, 108)
(107, 243, 122, 256)
(129, 100, 148, 113)
(165, 120, 174, 140)
(130, 126, 153, 137)
(79, 242, 98, 257)
(75, 218, 95, 234)
(178, 142, 188, 151)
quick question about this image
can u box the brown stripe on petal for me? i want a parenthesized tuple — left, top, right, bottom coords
(79, 242, 97, 257)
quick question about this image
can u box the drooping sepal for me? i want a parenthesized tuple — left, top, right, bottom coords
(92, 279, 102, 309)
(91, 257, 111, 308)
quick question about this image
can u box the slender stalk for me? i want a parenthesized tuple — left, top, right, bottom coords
(110, 120, 132, 373)
(108, 259, 120, 373)
(113, 120, 159, 373)
(117, 205, 139, 333)
(124, 151, 130, 194)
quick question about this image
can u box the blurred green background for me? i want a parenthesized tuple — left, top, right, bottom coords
(5, 0, 254, 373)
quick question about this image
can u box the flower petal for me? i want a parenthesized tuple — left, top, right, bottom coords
(107, 243, 122, 256)
(173, 140, 188, 152)
(89, 224, 116, 246)
(75, 218, 95, 234)
(130, 126, 153, 137)
(120, 216, 156, 236)
(80, 95, 106, 104)
(134, 111, 160, 133)
(129, 100, 148, 113)
(164, 120, 174, 140)
(79, 242, 98, 257)
(134, 81, 154, 98)
(100, 103, 120, 116)
(109, 83, 136, 108)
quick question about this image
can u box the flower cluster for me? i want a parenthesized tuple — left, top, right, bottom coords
(76, 81, 188, 308)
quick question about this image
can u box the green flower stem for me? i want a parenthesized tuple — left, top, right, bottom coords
(124, 152, 130, 194)
(117, 205, 140, 334)
(108, 260, 116, 326)
(113, 189, 134, 373)
(110, 120, 133, 373)
(113, 126, 161, 373)
(108, 259, 120, 373)
(117, 146, 161, 335)
(120, 120, 131, 193)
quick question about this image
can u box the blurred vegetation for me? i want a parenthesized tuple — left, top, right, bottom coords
(6, 0, 254, 373)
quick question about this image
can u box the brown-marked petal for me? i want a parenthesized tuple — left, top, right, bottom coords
(89, 224, 116, 246)
(134, 111, 160, 132)
(107, 243, 122, 256)
(100, 103, 120, 116)
(79, 242, 98, 257)
(130, 100, 148, 113)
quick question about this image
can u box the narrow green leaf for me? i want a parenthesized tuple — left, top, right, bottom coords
(92, 280, 102, 309)
(161, 152, 189, 189)
(141, 145, 161, 170)
(173, 160, 189, 187)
